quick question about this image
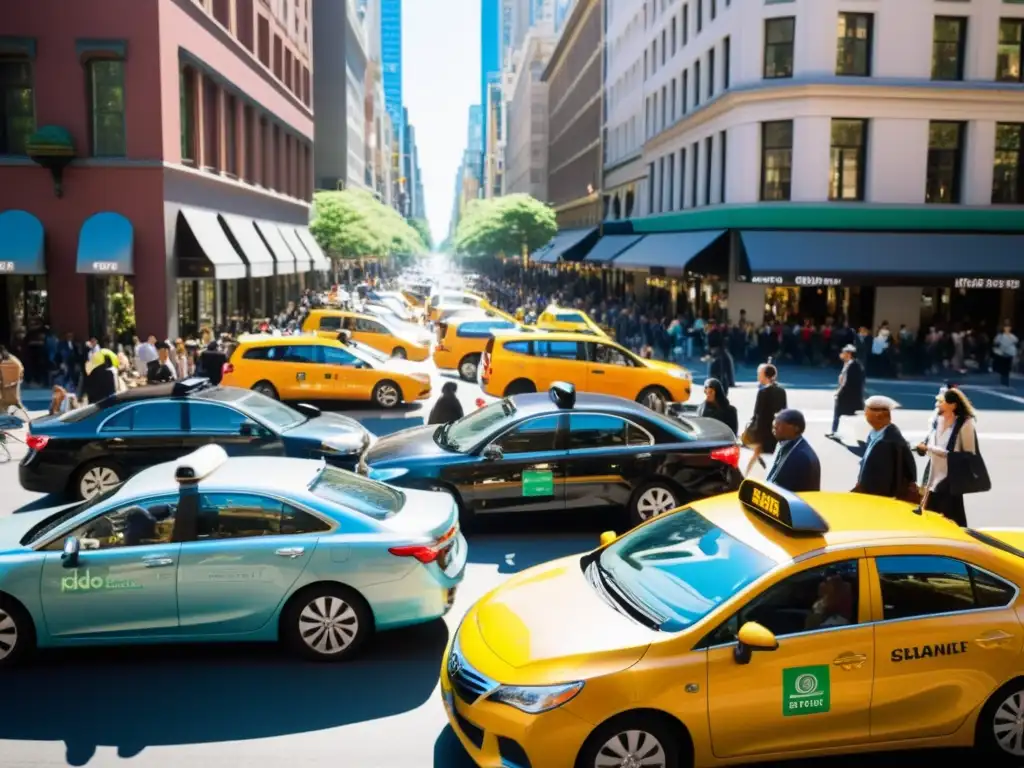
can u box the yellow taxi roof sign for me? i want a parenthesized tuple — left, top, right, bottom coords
(738, 479, 829, 534)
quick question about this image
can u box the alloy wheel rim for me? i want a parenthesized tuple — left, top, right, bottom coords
(460, 360, 478, 379)
(299, 595, 358, 655)
(393, 349, 407, 359)
(637, 487, 676, 520)
(644, 392, 665, 411)
(993, 691, 1024, 755)
(595, 729, 667, 768)
(81, 467, 120, 499)
(378, 385, 399, 407)
(0, 608, 18, 661)
(255, 384, 275, 398)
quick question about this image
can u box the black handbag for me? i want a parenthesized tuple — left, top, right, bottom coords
(946, 418, 991, 495)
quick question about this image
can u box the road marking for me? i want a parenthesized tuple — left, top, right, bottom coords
(973, 387, 1024, 406)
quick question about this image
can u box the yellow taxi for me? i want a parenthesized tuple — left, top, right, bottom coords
(301, 309, 430, 362)
(434, 316, 536, 381)
(427, 290, 494, 322)
(222, 334, 430, 408)
(442, 479, 1024, 767)
(479, 330, 691, 409)
(535, 304, 610, 338)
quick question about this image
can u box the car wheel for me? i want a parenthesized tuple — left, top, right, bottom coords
(503, 379, 536, 397)
(391, 347, 408, 359)
(575, 713, 682, 768)
(252, 381, 279, 400)
(458, 354, 480, 382)
(629, 481, 680, 526)
(373, 380, 402, 409)
(0, 597, 34, 668)
(637, 386, 670, 413)
(977, 679, 1024, 763)
(282, 585, 373, 662)
(75, 460, 124, 501)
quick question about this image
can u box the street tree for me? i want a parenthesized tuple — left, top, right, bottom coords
(407, 218, 433, 251)
(454, 194, 556, 258)
(310, 190, 428, 263)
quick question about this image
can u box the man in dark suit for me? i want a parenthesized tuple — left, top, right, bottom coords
(853, 395, 918, 499)
(766, 409, 821, 492)
(827, 344, 865, 439)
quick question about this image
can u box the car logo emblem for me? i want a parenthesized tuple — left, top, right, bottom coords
(448, 653, 462, 677)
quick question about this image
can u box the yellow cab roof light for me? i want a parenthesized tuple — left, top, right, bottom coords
(738, 479, 829, 534)
(174, 444, 229, 483)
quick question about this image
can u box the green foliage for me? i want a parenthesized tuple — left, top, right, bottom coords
(407, 218, 433, 251)
(453, 194, 557, 258)
(438, 235, 454, 254)
(310, 189, 428, 261)
(110, 289, 135, 337)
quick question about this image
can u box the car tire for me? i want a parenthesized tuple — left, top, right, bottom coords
(976, 678, 1024, 763)
(503, 379, 536, 397)
(0, 596, 35, 668)
(637, 386, 670, 413)
(391, 347, 408, 359)
(628, 480, 681, 527)
(373, 380, 402, 409)
(74, 459, 125, 501)
(575, 712, 684, 768)
(252, 381, 279, 400)
(282, 584, 373, 662)
(458, 354, 480, 382)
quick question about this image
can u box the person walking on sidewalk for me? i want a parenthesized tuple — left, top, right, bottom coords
(917, 388, 983, 527)
(992, 321, 1018, 388)
(765, 409, 820, 492)
(827, 344, 864, 440)
(851, 396, 918, 501)
(742, 361, 787, 476)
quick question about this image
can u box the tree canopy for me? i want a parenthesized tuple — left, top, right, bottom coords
(310, 189, 429, 260)
(407, 218, 433, 251)
(453, 194, 557, 258)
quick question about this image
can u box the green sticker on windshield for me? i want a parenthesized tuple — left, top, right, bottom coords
(522, 470, 554, 497)
(782, 665, 830, 716)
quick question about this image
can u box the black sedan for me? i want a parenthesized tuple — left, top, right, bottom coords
(20, 378, 372, 499)
(361, 383, 742, 527)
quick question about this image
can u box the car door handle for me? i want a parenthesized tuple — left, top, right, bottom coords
(833, 652, 867, 670)
(110, 437, 124, 444)
(141, 556, 175, 568)
(975, 630, 1015, 649)
(591, 369, 605, 374)
(636, 452, 652, 459)
(275, 547, 305, 558)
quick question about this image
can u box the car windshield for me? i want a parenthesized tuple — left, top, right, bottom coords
(203, 388, 304, 430)
(345, 341, 387, 364)
(436, 398, 517, 452)
(22, 486, 124, 546)
(598, 508, 777, 631)
(309, 466, 405, 520)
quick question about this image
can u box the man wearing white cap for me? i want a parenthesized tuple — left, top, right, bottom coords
(853, 395, 919, 500)
(827, 343, 865, 439)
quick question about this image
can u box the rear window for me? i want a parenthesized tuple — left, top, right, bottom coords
(309, 467, 406, 520)
(458, 321, 514, 339)
(57, 404, 101, 423)
(318, 316, 343, 331)
(555, 312, 586, 323)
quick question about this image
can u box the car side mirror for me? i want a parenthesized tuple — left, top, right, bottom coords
(599, 531, 617, 547)
(483, 444, 503, 461)
(61, 536, 81, 568)
(294, 402, 321, 419)
(734, 621, 779, 665)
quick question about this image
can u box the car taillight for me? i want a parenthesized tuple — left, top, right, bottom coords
(711, 445, 740, 467)
(26, 434, 49, 452)
(389, 525, 457, 564)
(222, 362, 234, 376)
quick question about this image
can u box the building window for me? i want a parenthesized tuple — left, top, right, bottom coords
(711, 0, 716, 21)
(662, 29, 667, 65)
(0, 59, 35, 155)
(682, 4, 689, 44)
(708, 48, 715, 99)
(244, 105, 255, 182)
(679, 148, 687, 208)
(697, 0, 703, 33)
(180, 68, 196, 164)
(645, 97, 652, 137)
(723, 36, 731, 89)
(647, 162, 655, 213)
(694, 60, 701, 106)
(760, 120, 793, 201)
(671, 16, 677, 54)
(653, 92, 659, 132)
(644, 49, 648, 79)
(932, 17, 967, 81)
(764, 17, 795, 79)
(653, 40, 658, 73)
(86, 59, 127, 157)
(997, 19, 1023, 83)
(829, 118, 867, 201)
(704, 135, 713, 205)
(658, 157, 665, 212)
(719, 129, 727, 203)
(203, 78, 220, 171)
(682, 70, 689, 115)
(992, 123, 1023, 204)
(670, 77, 677, 121)
(666, 155, 675, 210)
(661, 85, 667, 128)
(837, 12, 873, 76)
(925, 121, 965, 204)
(225, 94, 237, 176)
(691, 141, 699, 206)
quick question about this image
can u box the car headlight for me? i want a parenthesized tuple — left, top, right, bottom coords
(669, 368, 692, 380)
(487, 682, 584, 714)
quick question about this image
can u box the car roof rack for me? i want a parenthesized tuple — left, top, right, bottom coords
(738, 479, 829, 534)
(172, 377, 214, 396)
(549, 382, 576, 409)
(174, 444, 229, 483)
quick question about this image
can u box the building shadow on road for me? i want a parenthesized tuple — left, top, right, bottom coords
(0, 619, 449, 765)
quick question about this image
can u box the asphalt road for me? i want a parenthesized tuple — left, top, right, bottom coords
(0, 361, 1017, 767)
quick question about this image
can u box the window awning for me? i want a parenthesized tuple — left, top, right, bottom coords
(296, 227, 331, 272)
(582, 234, 643, 264)
(77, 212, 134, 275)
(611, 230, 726, 270)
(254, 220, 296, 275)
(739, 231, 1024, 288)
(530, 227, 598, 263)
(220, 214, 276, 279)
(280, 225, 313, 272)
(0, 210, 45, 275)
(177, 207, 247, 280)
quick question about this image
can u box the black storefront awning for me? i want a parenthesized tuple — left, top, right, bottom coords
(739, 231, 1024, 288)
(582, 234, 642, 264)
(610, 230, 726, 270)
(178, 207, 247, 280)
(530, 227, 598, 263)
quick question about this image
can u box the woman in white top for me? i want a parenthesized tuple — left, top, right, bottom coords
(916, 388, 977, 526)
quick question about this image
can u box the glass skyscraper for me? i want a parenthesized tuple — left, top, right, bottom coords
(382, 0, 403, 154)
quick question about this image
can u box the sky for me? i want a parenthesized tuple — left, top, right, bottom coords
(403, 0, 480, 247)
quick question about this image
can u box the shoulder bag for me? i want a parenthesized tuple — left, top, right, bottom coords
(946, 418, 991, 495)
(894, 440, 923, 504)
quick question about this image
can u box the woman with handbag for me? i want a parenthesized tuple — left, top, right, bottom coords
(742, 361, 787, 476)
(916, 388, 987, 526)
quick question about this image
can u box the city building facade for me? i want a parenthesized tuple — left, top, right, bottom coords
(481, 0, 502, 182)
(381, 0, 403, 155)
(504, 21, 557, 201)
(1, 0, 326, 346)
(484, 73, 506, 198)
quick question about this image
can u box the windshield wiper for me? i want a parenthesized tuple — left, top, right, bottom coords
(588, 561, 662, 630)
(436, 423, 459, 451)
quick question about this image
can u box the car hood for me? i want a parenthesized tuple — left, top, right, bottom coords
(380, 358, 427, 377)
(469, 555, 657, 678)
(285, 412, 373, 453)
(0, 504, 79, 552)
(643, 358, 690, 376)
(363, 425, 448, 466)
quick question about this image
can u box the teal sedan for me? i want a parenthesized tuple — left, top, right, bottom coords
(0, 444, 467, 665)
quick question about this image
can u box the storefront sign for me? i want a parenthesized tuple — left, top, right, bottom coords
(0, 261, 14, 273)
(953, 278, 1021, 290)
(749, 276, 784, 285)
(750, 275, 842, 287)
(91, 261, 121, 273)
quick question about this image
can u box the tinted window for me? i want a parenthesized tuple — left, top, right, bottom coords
(535, 340, 580, 360)
(318, 316, 343, 331)
(591, 343, 634, 366)
(322, 345, 362, 366)
(704, 561, 859, 646)
(243, 346, 270, 360)
(132, 402, 184, 432)
(101, 407, 134, 432)
(196, 493, 326, 539)
(458, 321, 514, 338)
(309, 466, 406, 520)
(355, 318, 385, 333)
(442, 399, 518, 452)
(276, 345, 320, 363)
(58, 495, 178, 551)
(188, 402, 248, 433)
(281, 505, 332, 534)
(877, 555, 1014, 619)
(628, 423, 653, 446)
(495, 415, 560, 454)
(569, 414, 627, 449)
(502, 340, 531, 355)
